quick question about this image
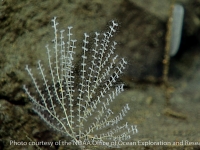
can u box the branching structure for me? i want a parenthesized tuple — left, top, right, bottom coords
(23, 17, 138, 148)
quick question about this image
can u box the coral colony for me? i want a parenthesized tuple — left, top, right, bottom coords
(23, 17, 138, 148)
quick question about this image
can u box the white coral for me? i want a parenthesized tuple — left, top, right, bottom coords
(23, 17, 138, 148)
